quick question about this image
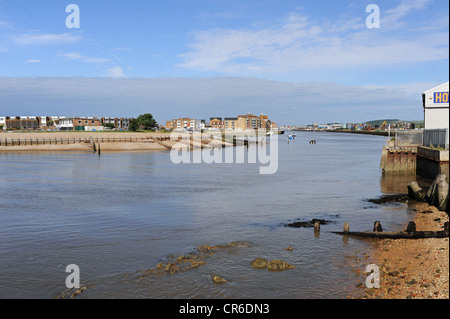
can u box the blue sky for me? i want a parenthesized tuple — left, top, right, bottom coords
(0, 0, 448, 125)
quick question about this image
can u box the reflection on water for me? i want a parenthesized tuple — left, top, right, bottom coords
(380, 172, 433, 194)
(0, 132, 419, 299)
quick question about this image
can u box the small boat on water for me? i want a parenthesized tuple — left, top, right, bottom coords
(309, 140, 316, 144)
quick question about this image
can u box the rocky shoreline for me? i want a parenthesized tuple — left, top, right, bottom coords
(361, 174, 449, 299)
(364, 203, 448, 299)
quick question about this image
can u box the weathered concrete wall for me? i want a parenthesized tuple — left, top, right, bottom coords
(416, 146, 449, 183)
(418, 146, 449, 161)
(417, 156, 449, 183)
(380, 146, 417, 174)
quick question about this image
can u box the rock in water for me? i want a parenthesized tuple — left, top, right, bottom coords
(407, 181, 425, 201)
(251, 257, 268, 269)
(285, 219, 332, 228)
(266, 260, 296, 272)
(367, 194, 409, 204)
(211, 275, 227, 284)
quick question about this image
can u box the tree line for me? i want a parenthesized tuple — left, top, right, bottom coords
(128, 113, 158, 131)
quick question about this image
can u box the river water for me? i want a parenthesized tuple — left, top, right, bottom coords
(0, 132, 425, 299)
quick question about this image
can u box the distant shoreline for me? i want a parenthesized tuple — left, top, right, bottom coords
(292, 129, 389, 136)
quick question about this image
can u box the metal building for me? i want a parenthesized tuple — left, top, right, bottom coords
(422, 82, 449, 130)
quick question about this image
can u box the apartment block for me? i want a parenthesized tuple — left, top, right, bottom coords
(165, 113, 276, 132)
(55, 117, 103, 131)
(0, 115, 136, 131)
(210, 118, 225, 130)
(166, 118, 203, 131)
(101, 117, 132, 130)
(3, 116, 40, 130)
(237, 114, 261, 130)
(224, 117, 238, 130)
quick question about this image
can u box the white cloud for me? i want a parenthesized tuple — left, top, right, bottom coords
(58, 52, 83, 60)
(58, 52, 110, 64)
(12, 33, 82, 45)
(112, 47, 131, 52)
(0, 18, 13, 29)
(105, 66, 125, 78)
(178, 4, 448, 75)
(383, 0, 433, 26)
(25, 59, 42, 63)
(84, 57, 111, 64)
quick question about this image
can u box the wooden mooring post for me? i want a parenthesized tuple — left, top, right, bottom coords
(314, 221, 320, 232)
(373, 221, 383, 232)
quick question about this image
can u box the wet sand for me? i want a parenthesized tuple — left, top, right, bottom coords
(364, 203, 449, 299)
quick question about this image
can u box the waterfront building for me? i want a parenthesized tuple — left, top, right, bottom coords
(270, 121, 278, 130)
(0, 116, 55, 130)
(39, 116, 47, 128)
(55, 118, 74, 131)
(330, 123, 345, 130)
(51, 116, 67, 123)
(416, 82, 449, 180)
(422, 82, 449, 131)
(101, 117, 132, 130)
(55, 117, 103, 131)
(259, 114, 268, 128)
(166, 118, 202, 131)
(224, 117, 238, 130)
(210, 118, 225, 130)
(4, 116, 40, 130)
(237, 114, 260, 130)
(165, 113, 276, 132)
(0, 115, 134, 131)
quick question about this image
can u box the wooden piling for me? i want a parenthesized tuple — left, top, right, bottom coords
(343, 222, 350, 233)
(314, 221, 320, 232)
(405, 221, 416, 233)
(373, 221, 383, 232)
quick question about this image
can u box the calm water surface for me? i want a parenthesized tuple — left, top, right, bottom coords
(0, 132, 424, 298)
